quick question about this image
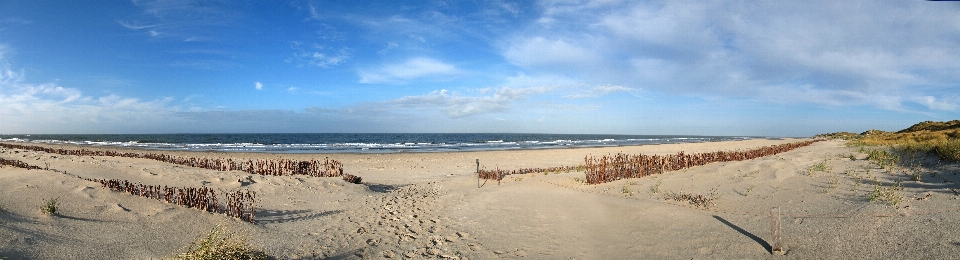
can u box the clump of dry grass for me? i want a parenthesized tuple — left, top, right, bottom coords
(665, 189, 719, 209)
(170, 225, 267, 260)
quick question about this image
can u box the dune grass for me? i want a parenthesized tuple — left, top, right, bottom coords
(170, 225, 268, 260)
(818, 120, 960, 162)
(850, 130, 960, 162)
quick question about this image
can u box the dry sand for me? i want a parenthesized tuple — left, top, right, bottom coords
(3, 138, 960, 259)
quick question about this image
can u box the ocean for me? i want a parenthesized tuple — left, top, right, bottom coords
(0, 133, 761, 153)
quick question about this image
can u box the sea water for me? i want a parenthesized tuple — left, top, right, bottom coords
(0, 133, 761, 153)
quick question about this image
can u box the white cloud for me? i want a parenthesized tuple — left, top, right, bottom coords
(503, 0, 960, 113)
(503, 37, 601, 69)
(366, 86, 553, 118)
(910, 96, 959, 112)
(359, 57, 461, 84)
(0, 81, 186, 133)
(255, 81, 263, 90)
(309, 51, 348, 67)
(0, 48, 191, 133)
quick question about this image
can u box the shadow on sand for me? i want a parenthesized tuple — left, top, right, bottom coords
(713, 215, 772, 254)
(255, 209, 343, 224)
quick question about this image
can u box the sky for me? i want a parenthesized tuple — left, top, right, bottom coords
(1, 0, 960, 136)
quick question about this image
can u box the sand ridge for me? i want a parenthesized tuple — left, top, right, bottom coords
(3, 139, 960, 259)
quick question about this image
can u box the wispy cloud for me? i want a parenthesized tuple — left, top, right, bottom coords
(168, 60, 242, 70)
(289, 49, 349, 68)
(121, 0, 240, 40)
(1, 17, 34, 25)
(359, 57, 461, 84)
(116, 20, 161, 30)
(378, 42, 399, 54)
(255, 81, 263, 90)
(286, 41, 350, 68)
(567, 85, 639, 99)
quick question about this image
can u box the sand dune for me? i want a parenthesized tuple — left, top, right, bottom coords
(3, 139, 960, 259)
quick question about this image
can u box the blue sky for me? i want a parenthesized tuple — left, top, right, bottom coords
(1, 0, 959, 136)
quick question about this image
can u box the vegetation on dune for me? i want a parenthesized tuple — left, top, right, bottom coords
(816, 121, 959, 207)
(816, 120, 960, 162)
(896, 120, 960, 133)
(170, 225, 268, 260)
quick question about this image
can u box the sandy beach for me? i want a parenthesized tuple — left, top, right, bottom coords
(3, 138, 960, 259)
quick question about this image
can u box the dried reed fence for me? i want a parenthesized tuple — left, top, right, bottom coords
(0, 157, 43, 170)
(0, 143, 345, 178)
(87, 178, 257, 222)
(478, 165, 584, 183)
(0, 156, 257, 222)
(584, 140, 820, 184)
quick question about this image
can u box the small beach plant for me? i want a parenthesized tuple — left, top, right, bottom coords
(869, 180, 903, 206)
(824, 176, 839, 193)
(572, 177, 586, 185)
(622, 181, 636, 195)
(909, 169, 922, 182)
(742, 184, 755, 196)
(40, 198, 58, 216)
(808, 160, 830, 175)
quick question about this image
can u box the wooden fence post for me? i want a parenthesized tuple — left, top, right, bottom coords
(770, 207, 785, 255)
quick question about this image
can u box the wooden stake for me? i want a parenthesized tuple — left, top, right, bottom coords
(770, 207, 785, 255)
